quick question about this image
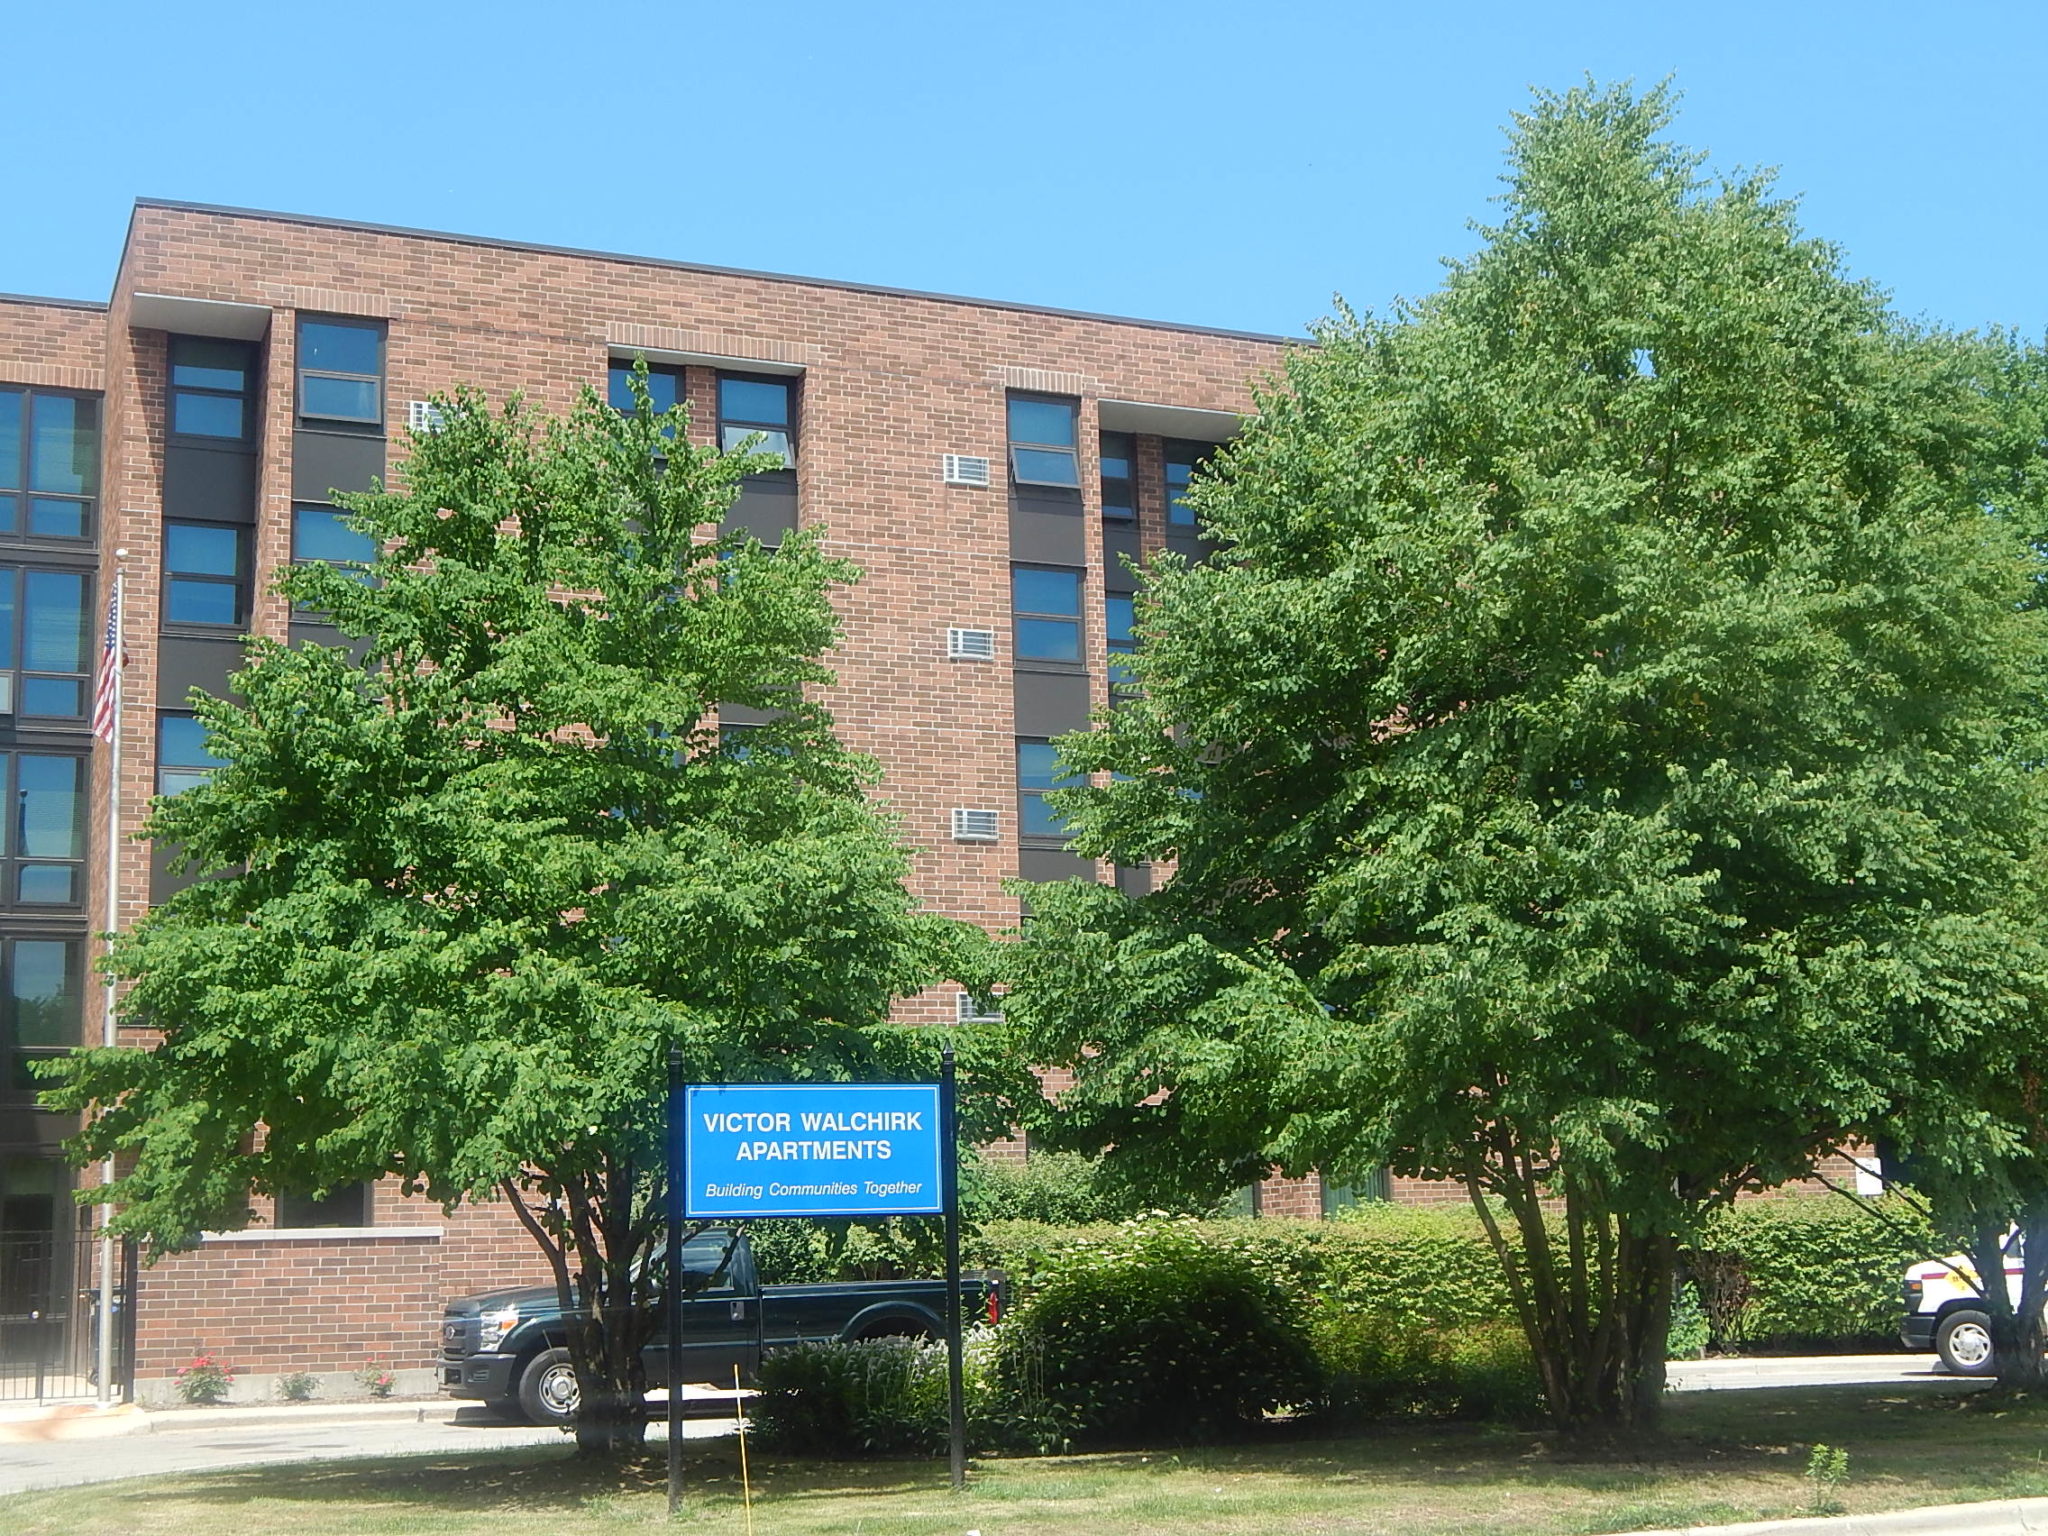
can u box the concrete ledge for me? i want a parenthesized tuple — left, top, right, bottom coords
(133, 1367, 443, 1409)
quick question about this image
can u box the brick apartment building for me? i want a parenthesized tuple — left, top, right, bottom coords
(1, 198, 1387, 1398)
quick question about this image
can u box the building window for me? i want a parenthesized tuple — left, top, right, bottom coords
(0, 568, 90, 720)
(1099, 431, 1135, 519)
(1008, 396, 1079, 488)
(1165, 439, 1210, 528)
(0, 388, 97, 540)
(1106, 594, 1137, 693)
(1321, 1170, 1393, 1214)
(1017, 739, 1082, 842)
(164, 523, 246, 627)
(608, 361, 681, 418)
(0, 753, 85, 908)
(297, 317, 384, 425)
(276, 1183, 369, 1229)
(1012, 566, 1082, 663)
(292, 505, 375, 567)
(168, 338, 255, 443)
(4, 936, 81, 1091)
(158, 714, 223, 797)
(717, 375, 795, 466)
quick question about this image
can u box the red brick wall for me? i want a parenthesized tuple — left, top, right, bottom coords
(134, 1187, 555, 1378)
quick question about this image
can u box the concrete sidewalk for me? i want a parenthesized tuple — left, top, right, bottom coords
(1609, 1497, 2048, 1534)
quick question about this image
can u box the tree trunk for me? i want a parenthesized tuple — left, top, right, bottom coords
(1464, 1165, 1677, 1431)
(1991, 1206, 2048, 1393)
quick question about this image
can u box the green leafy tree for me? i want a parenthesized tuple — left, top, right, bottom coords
(1001, 83, 2048, 1428)
(43, 375, 1015, 1457)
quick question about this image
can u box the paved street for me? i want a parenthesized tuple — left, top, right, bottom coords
(1667, 1352, 1955, 1392)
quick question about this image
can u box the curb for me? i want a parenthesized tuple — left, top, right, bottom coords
(1606, 1496, 2048, 1535)
(144, 1399, 468, 1435)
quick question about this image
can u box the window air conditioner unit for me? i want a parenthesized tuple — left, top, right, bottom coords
(407, 400, 446, 434)
(951, 808, 1000, 843)
(942, 454, 991, 488)
(946, 627, 996, 661)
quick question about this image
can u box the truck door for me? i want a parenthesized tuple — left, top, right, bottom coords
(645, 1229, 762, 1389)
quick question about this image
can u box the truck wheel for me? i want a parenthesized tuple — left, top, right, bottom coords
(516, 1347, 580, 1425)
(1936, 1310, 1996, 1376)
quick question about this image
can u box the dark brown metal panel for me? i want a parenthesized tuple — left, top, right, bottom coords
(1012, 669, 1091, 738)
(1102, 525, 1142, 590)
(722, 472, 797, 545)
(288, 619, 373, 666)
(1010, 499, 1087, 565)
(292, 429, 386, 504)
(163, 445, 256, 523)
(1114, 864, 1153, 898)
(1018, 847, 1095, 884)
(155, 636, 241, 708)
(149, 844, 200, 907)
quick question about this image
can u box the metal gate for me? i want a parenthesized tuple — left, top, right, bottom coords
(0, 1228, 136, 1403)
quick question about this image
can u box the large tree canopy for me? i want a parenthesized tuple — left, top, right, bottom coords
(1003, 83, 2048, 1426)
(46, 377, 1017, 1454)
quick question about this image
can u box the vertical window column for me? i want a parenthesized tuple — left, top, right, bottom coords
(1011, 566, 1083, 664)
(297, 319, 384, 426)
(716, 373, 798, 548)
(164, 523, 247, 627)
(4, 936, 81, 1092)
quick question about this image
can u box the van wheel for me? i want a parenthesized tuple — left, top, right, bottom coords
(1936, 1310, 1996, 1376)
(516, 1346, 580, 1425)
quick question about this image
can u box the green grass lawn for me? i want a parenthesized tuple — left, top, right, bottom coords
(6, 1383, 2047, 1536)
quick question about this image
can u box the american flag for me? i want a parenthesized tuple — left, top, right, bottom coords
(90, 588, 122, 743)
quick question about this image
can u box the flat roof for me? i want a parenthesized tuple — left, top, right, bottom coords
(131, 198, 1303, 347)
(0, 291, 108, 312)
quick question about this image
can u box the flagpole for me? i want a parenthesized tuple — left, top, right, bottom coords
(94, 556, 125, 1407)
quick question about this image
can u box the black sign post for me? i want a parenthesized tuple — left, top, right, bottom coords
(941, 1043, 966, 1492)
(666, 1046, 685, 1517)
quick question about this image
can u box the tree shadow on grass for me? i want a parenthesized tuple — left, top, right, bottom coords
(72, 1382, 2048, 1525)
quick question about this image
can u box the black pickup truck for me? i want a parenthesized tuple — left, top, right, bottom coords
(439, 1227, 1001, 1424)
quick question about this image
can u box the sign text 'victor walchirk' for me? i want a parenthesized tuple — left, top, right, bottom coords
(682, 1083, 945, 1218)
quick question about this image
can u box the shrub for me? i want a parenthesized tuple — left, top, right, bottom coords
(173, 1354, 234, 1406)
(750, 1331, 1051, 1457)
(752, 1336, 952, 1456)
(1312, 1308, 1544, 1423)
(275, 1370, 318, 1402)
(355, 1363, 397, 1398)
(994, 1218, 1322, 1447)
(1666, 1281, 1709, 1360)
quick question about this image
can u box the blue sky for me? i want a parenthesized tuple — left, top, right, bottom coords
(3, 0, 2040, 340)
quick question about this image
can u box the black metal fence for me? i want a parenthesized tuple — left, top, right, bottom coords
(0, 1229, 136, 1403)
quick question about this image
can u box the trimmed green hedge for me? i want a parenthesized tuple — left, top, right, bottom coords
(1691, 1196, 1936, 1350)
(973, 1194, 1937, 1358)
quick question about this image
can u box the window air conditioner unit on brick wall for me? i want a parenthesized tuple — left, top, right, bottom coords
(407, 400, 446, 434)
(942, 454, 991, 488)
(951, 808, 1000, 843)
(946, 627, 996, 661)
(956, 991, 1005, 1023)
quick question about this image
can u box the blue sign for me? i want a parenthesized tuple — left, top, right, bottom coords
(683, 1083, 945, 1218)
